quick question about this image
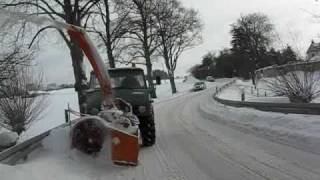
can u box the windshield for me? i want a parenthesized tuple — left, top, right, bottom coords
(90, 70, 146, 89)
(195, 82, 204, 85)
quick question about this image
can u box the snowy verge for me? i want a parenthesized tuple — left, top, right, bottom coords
(202, 89, 320, 154)
(0, 128, 18, 149)
(0, 127, 119, 180)
(218, 79, 320, 103)
(215, 79, 320, 115)
(19, 88, 79, 141)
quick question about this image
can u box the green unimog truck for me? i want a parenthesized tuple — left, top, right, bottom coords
(85, 68, 156, 146)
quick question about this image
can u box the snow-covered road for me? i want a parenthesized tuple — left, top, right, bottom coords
(2, 86, 320, 179)
(151, 88, 320, 180)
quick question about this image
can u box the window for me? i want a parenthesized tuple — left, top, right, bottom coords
(90, 70, 146, 89)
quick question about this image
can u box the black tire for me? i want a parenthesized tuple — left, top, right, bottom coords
(139, 115, 156, 147)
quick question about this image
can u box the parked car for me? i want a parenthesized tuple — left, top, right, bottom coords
(206, 76, 215, 82)
(193, 82, 206, 91)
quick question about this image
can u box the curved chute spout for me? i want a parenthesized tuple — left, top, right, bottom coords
(66, 26, 113, 108)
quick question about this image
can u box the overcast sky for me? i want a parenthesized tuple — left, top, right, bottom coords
(34, 0, 320, 84)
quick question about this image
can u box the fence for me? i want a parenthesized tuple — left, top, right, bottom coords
(213, 79, 237, 96)
(213, 80, 320, 115)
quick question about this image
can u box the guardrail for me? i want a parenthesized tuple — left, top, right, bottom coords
(213, 80, 320, 115)
(213, 79, 237, 97)
(0, 123, 69, 165)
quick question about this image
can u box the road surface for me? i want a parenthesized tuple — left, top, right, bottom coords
(143, 88, 320, 180)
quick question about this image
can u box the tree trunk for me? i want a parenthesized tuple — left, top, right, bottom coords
(141, 14, 156, 98)
(104, 0, 116, 68)
(70, 42, 87, 113)
(106, 44, 115, 68)
(146, 55, 157, 98)
(162, 45, 177, 94)
(251, 71, 256, 87)
(168, 71, 177, 94)
(63, 1, 88, 114)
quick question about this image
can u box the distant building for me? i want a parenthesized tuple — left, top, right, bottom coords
(306, 40, 320, 61)
(255, 40, 320, 79)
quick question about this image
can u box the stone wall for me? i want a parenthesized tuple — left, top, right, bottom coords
(255, 60, 320, 79)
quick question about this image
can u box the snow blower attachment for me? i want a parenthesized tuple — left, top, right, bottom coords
(0, 11, 140, 166)
(65, 25, 140, 165)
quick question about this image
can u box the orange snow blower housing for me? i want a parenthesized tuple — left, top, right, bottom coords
(66, 25, 140, 166)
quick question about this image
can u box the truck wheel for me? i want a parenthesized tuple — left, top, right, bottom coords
(139, 116, 156, 147)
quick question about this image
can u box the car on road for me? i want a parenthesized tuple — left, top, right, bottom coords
(193, 81, 206, 91)
(206, 76, 215, 82)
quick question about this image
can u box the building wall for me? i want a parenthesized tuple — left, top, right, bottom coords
(255, 60, 320, 79)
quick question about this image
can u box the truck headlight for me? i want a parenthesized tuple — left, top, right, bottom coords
(138, 106, 147, 113)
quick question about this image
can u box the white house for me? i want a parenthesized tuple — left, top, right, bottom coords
(306, 40, 320, 61)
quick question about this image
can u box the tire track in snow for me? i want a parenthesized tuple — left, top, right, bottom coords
(153, 87, 320, 179)
(192, 89, 320, 179)
(154, 98, 210, 180)
(174, 93, 280, 180)
(155, 93, 262, 180)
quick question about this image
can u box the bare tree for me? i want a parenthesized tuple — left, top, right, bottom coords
(0, 15, 34, 91)
(90, 0, 130, 68)
(1, 0, 101, 113)
(0, 68, 47, 135)
(116, 0, 158, 98)
(264, 69, 320, 103)
(154, 0, 202, 93)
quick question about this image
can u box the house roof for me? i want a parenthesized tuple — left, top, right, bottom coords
(307, 41, 320, 54)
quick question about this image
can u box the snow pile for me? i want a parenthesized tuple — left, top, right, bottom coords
(42, 127, 112, 165)
(218, 84, 242, 101)
(201, 90, 320, 154)
(0, 128, 18, 148)
(0, 127, 119, 180)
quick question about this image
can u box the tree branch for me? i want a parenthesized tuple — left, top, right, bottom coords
(28, 25, 57, 48)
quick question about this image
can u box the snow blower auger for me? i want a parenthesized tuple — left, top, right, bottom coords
(63, 24, 140, 166)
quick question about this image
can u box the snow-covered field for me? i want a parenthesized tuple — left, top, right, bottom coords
(19, 88, 79, 141)
(2, 78, 320, 179)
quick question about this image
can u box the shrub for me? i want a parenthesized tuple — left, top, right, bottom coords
(264, 70, 320, 103)
(0, 68, 47, 135)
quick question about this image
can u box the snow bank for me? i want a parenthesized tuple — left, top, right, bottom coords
(218, 78, 320, 103)
(202, 90, 320, 154)
(0, 128, 18, 148)
(0, 127, 119, 180)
